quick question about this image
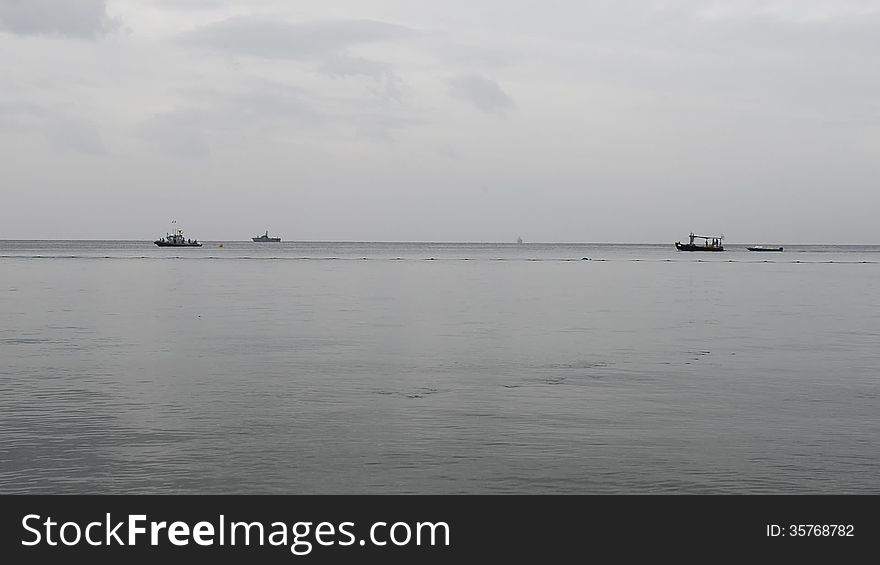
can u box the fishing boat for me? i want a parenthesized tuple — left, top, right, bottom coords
(154, 220, 202, 247)
(747, 246, 783, 252)
(675, 232, 724, 252)
(252, 230, 281, 242)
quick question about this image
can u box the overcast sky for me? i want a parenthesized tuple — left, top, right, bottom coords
(1, 0, 878, 242)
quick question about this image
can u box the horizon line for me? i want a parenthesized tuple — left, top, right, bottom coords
(1, 239, 879, 246)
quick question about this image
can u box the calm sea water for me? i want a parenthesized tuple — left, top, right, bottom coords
(1, 241, 878, 494)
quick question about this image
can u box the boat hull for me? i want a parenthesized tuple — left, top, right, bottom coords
(155, 241, 202, 247)
(252, 238, 281, 242)
(747, 247, 783, 252)
(675, 242, 724, 252)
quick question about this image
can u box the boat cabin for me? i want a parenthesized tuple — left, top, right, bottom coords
(690, 233, 722, 249)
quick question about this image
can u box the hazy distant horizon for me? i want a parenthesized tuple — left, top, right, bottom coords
(1, 237, 878, 246)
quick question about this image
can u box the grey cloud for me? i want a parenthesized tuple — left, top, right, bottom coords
(152, 0, 231, 9)
(45, 118, 105, 154)
(440, 43, 519, 69)
(135, 82, 323, 157)
(0, 99, 43, 115)
(181, 16, 414, 60)
(180, 16, 413, 96)
(0, 95, 105, 154)
(0, 0, 119, 39)
(318, 52, 392, 81)
(137, 114, 211, 158)
(448, 75, 515, 113)
(317, 52, 404, 104)
(572, 6, 880, 125)
(238, 90, 317, 124)
(0, 99, 46, 129)
(198, 82, 323, 127)
(350, 112, 423, 143)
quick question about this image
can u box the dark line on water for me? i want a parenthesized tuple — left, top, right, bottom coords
(0, 255, 877, 264)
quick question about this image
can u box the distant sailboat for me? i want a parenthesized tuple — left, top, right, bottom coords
(516, 236, 523, 244)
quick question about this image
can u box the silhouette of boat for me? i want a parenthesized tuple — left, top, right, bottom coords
(252, 230, 281, 242)
(675, 232, 724, 251)
(747, 246, 783, 252)
(155, 221, 202, 247)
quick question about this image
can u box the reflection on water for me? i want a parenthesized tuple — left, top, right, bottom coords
(1, 242, 879, 493)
